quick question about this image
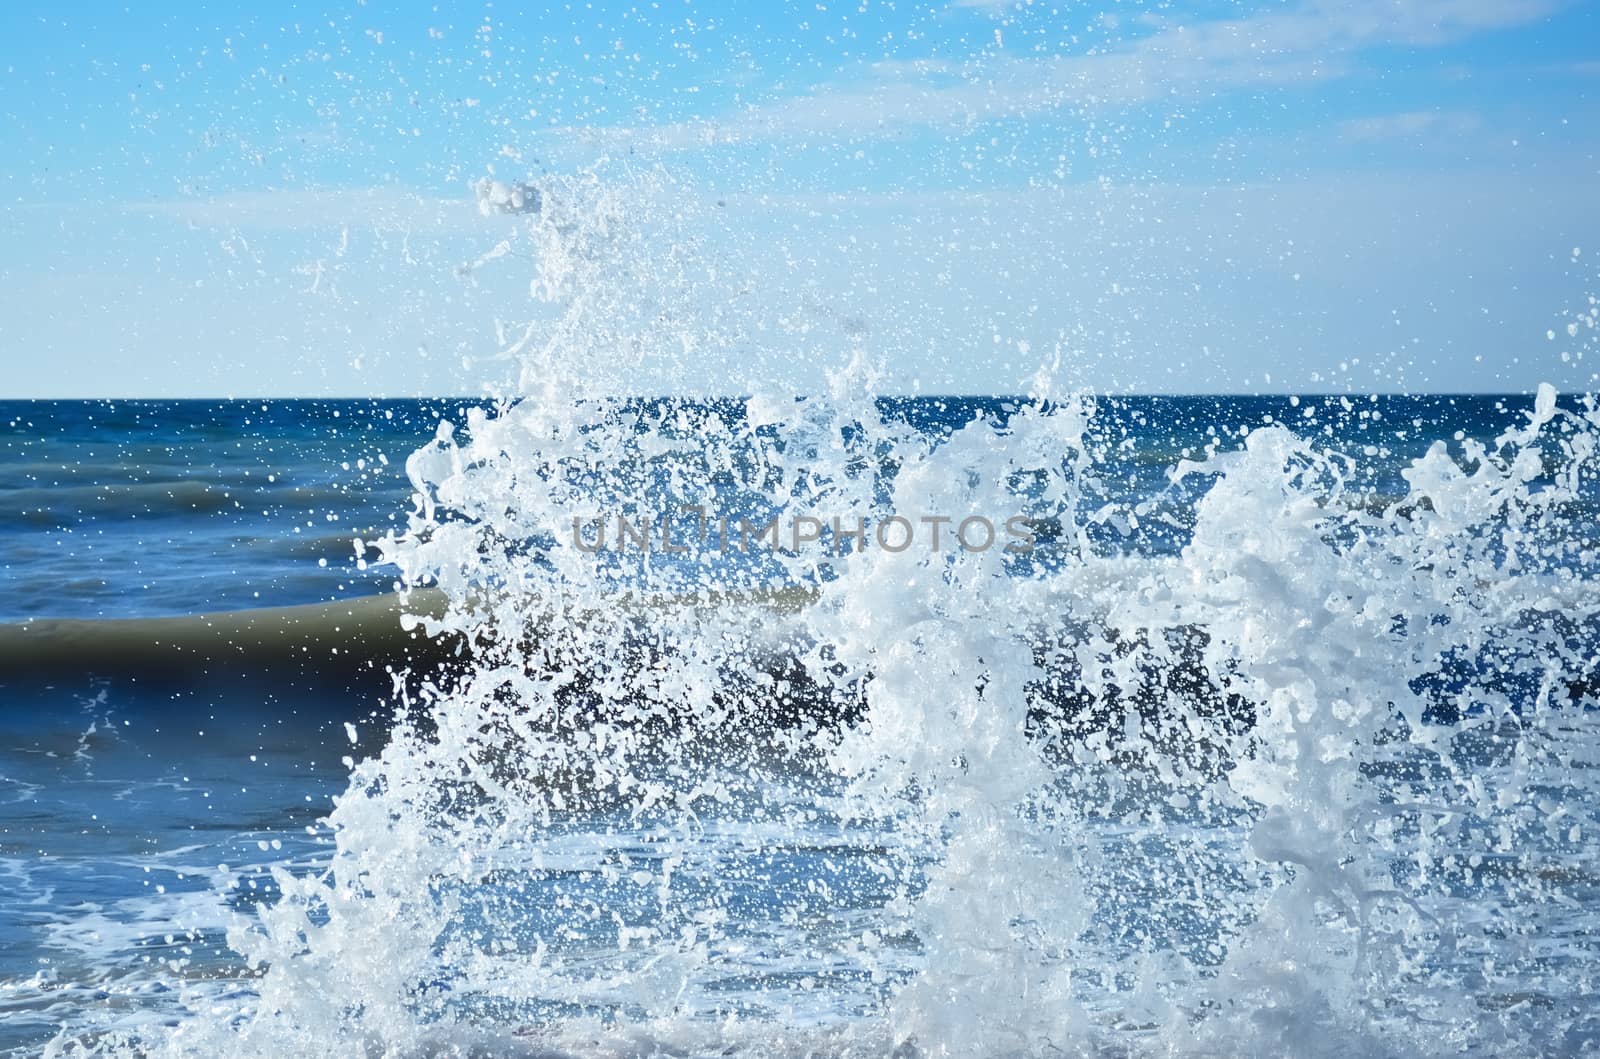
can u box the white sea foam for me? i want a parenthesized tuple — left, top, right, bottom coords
(64, 169, 1600, 1058)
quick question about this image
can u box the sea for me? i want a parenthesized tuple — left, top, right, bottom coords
(1, 394, 1598, 1057)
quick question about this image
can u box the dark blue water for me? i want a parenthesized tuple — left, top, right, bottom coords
(0, 400, 476, 620)
(0, 395, 1561, 622)
(0, 678, 352, 1054)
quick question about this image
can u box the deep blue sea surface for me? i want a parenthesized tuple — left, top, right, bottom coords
(0, 395, 1560, 623)
(0, 400, 480, 621)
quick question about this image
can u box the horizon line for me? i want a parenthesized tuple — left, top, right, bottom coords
(0, 389, 1570, 403)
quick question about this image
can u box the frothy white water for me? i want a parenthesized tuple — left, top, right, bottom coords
(61, 172, 1600, 1058)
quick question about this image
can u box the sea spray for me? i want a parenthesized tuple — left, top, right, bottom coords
(67, 174, 1600, 1058)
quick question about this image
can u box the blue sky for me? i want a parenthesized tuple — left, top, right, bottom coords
(1, 0, 1597, 396)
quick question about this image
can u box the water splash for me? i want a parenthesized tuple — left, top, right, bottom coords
(70, 172, 1600, 1058)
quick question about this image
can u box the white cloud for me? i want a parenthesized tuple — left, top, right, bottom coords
(128, 186, 484, 233)
(570, 0, 1562, 147)
(947, 0, 1026, 13)
(1338, 110, 1481, 142)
